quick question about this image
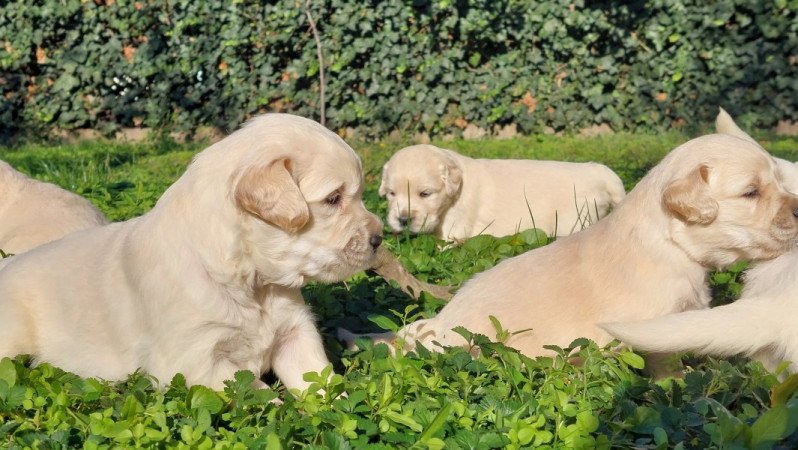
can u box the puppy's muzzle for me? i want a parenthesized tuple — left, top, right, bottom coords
(774, 195, 798, 234)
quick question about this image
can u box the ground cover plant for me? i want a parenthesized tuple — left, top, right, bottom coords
(3, 131, 798, 448)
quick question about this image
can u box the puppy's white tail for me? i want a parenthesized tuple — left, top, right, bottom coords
(715, 107, 759, 146)
(601, 300, 775, 358)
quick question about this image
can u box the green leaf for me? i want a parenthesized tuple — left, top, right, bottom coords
(749, 400, 798, 449)
(0, 358, 16, 387)
(420, 403, 453, 441)
(576, 410, 599, 433)
(188, 386, 224, 414)
(266, 433, 282, 450)
(368, 314, 400, 331)
(619, 351, 645, 369)
(468, 53, 481, 67)
(384, 411, 423, 432)
(653, 427, 668, 445)
(771, 373, 798, 406)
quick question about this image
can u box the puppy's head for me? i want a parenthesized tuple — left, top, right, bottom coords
(230, 114, 383, 286)
(661, 134, 798, 267)
(379, 145, 462, 234)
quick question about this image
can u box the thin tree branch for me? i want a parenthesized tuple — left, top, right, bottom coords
(304, 0, 325, 127)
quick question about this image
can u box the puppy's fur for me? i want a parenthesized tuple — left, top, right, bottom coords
(603, 109, 798, 372)
(0, 161, 107, 254)
(344, 134, 798, 362)
(379, 145, 625, 240)
(0, 114, 383, 391)
(715, 107, 798, 194)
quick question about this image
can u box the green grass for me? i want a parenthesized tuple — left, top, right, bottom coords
(2, 131, 798, 448)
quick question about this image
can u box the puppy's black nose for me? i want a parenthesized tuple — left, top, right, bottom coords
(793, 208, 798, 218)
(369, 234, 383, 249)
(398, 216, 410, 227)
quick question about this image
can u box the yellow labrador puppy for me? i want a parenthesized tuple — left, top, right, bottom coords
(0, 160, 107, 254)
(379, 145, 626, 240)
(0, 114, 383, 392)
(603, 110, 798, 373)
(343, 134, 798, 362)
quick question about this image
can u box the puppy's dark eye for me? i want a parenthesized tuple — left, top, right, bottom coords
(325, 191, 342, 206)
(419, 190, 432, 198)
(742, 188, 759, 199)
(388, 191, 395, 197)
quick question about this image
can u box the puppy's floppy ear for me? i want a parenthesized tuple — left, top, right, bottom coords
(662, 164, 718, 224)
(440, 153, 463, 197)
(378, 163, 390, 197)
(235, 157, 309, 233)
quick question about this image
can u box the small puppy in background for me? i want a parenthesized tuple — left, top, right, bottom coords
(342, 133, 798, 368)
(603, 109, 798, 373)
(379, 145, 625, 240)
(0, 160, 108, 254)
(0, 114, 383, 392)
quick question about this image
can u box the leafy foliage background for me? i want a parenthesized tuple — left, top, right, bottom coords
(2, 0, 797, 139)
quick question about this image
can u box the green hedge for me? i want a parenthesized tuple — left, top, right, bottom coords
(1, 0, 796, 139)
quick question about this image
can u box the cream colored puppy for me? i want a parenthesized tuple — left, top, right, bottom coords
(379, 145, 625, 240)
(343, 134, 798, 361)
(0, 114, 383, 392)
(602, 109, 798, 373)
(0, 160, 107, 254)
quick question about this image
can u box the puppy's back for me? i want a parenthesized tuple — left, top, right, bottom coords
(0, 162, 108, 254)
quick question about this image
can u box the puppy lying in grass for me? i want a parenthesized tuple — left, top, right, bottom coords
(0, 160, 107, 255)
(0, 114, 385, 392)
(603, 109, 798, 373)
(343, 133, 798, 371)
(379, 144, 626, 240)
